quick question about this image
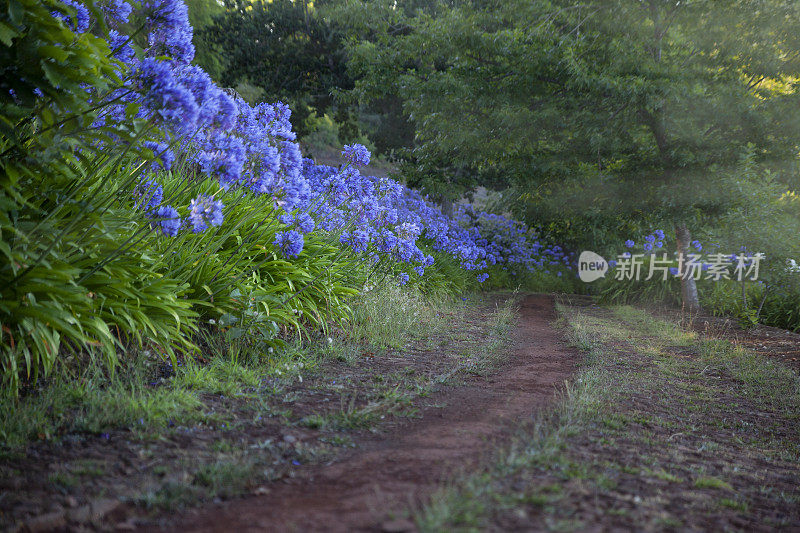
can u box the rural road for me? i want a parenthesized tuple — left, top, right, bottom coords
(159, 294, 578, 532)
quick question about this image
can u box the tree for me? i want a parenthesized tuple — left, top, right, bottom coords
(203, 0, 353, 136)
(346, 0, 800, 310)
(185, 0, 227, 80)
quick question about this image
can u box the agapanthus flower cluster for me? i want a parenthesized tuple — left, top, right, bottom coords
(274, 230, 304, 258)
(610, 231, 728, 276)
(52, 0, 90, 32)
(151, 205, 181, 237)
(342, 144, 371, 167)
(134, 179, 163, 211)
(50, 0, 568, 283)
(188, 195, 224, 233)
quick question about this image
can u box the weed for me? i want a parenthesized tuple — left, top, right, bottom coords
(694, 476, 732, 490)
(193, 460, 256, 498)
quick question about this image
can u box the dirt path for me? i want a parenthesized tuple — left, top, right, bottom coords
(160, 294, 578, 532)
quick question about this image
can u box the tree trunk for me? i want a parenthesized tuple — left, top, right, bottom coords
(675, 223, 701, 313)
(441, 197, 454, 218)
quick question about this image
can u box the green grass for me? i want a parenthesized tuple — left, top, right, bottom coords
(193, 459, 256, 498)
(346, 284, 459, 348)
(0, 358, 206, 446)
(694, 476, 733, 490)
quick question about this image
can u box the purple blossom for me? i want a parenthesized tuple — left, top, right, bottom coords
(136, 58, 199, 134)
(296, 213, 315, 234)
(274, 230, 304, 257)
(188, 195, 224, 233)
(144, 141, 175, 171)
(141, 0, 195, 63)
(342, 144, 370, 167)
(52, 0, 91, 33)
(108, 29, 135, 64)
(101, 0, 133, 26)
(134, 179, 163, 211)
(150, 205, 181, 236)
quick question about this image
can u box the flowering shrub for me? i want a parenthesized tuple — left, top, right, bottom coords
(31, 0, 567, 284)
(0, 0, 570, 393)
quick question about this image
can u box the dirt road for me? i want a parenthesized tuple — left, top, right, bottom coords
(164, 294, 578, 532)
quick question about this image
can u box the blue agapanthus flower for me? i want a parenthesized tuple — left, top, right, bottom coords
(108, 29, 135, 64)
(101, 0, 133, 26)
(643, 242, 653, 251)
(52, 0, 91, 33)
(274, 230, 304, 257)
(151, 205, 181, 236)
(398, 273, 409, 286)
(136, 57, 199, 134)
(645, 234, 656, 243)
(654, 229, 665, 240)
(188, 194, 224, 233)
(296, 213, 315, 234)
(342, 144, 371, 167)
(144, 141, 175, 171)
(691, 240, 702, 251)
(625, 240, 635, 248)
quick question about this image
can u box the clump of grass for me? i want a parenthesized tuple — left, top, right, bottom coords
(193, 459, 256, 498)
(694, 476, 732, 490)
(0, 352, 205, 446)
(346, 283, 459, 348)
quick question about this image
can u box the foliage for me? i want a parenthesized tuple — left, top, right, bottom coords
(344, 0, 800, 252)
(201, 0, 353, 137)
(184, 0, 226, 79)
(0, 0, 200, 393)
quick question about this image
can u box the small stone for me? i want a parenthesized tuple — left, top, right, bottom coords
(282, 434, 297, 444)
(65, 496, 79, 508)
(252, 486, 270, 495)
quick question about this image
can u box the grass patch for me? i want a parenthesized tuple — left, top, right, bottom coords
(694, 476, 733, 490)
